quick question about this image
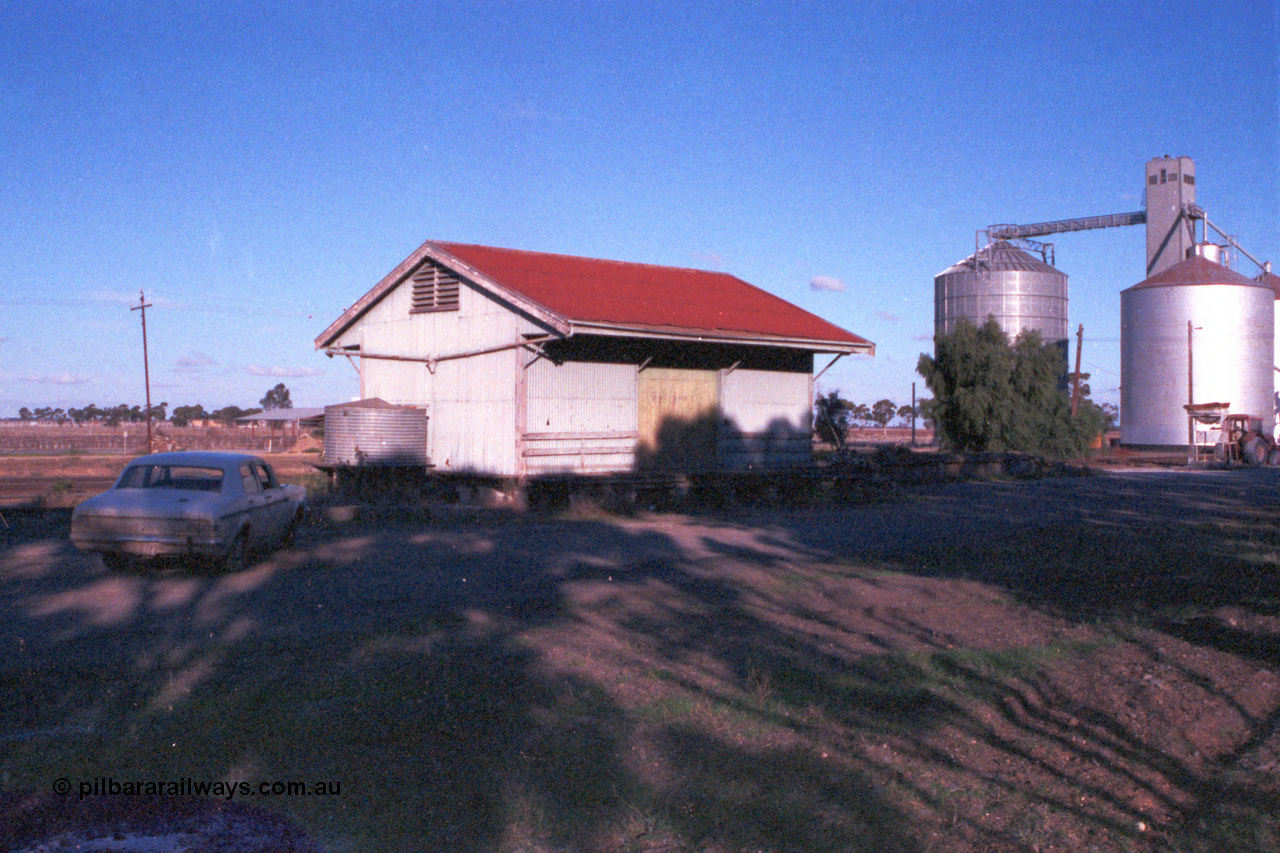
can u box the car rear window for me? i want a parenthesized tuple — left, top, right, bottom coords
(117, 464, 224, 493)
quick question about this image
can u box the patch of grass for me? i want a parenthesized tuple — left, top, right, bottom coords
(731, 638, 1120, 738)
(643, 667, 680, 684)
(281, 469, 330, 495)
(634, 690, 779, 741)
(635, 694, 700, 724)
(37, 479, 77, 508)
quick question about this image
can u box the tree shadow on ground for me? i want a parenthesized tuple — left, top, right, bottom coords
(4, 467, 1280, 852)
(0, 507, 924, 852)
(749, 468, 1280, 851)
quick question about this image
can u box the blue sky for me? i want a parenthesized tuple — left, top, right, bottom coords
(2, 1, 1277, 418)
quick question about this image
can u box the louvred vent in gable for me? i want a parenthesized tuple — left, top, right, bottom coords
(410, 261, 461, 313)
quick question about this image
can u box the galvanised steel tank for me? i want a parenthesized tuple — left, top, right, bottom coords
(1259, 269, 1280, 419)
(1121, 255, 1275, 448)
(324, 398, 428, 466)
(934, 241, 1068, 347)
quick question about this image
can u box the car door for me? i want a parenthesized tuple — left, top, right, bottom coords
(238, 462, 273, 546)
(254, 461, 292, 539)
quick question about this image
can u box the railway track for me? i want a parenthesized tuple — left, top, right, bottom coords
(0, 477, 116, 507)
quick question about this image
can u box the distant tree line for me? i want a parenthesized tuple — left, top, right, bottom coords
(16, 402, 263, 427)
(814, 392, 926, 447)
(13, 384, 292, 428)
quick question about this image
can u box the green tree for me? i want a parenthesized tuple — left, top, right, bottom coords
(210, 405, 263, 427)
(260, 383, 292, 411)
(814, 391, 854, 447)
(870, 398, 897, 429)
(917, 318, 1104, 457)
(170, 404, 206, 427)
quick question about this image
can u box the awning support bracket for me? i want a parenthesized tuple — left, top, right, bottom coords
(814, 354, 844, 382)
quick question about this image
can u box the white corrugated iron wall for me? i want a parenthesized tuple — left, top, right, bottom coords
(523, 359, 638, 473)
(429, 349, 519, 474)
(331, 267, 530, 475)
(719, 368, 812, 468)
(424, 282, 528, 475)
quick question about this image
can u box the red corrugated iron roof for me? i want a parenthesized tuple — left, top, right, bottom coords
(433, 242, 869, 348)
(317, 240, 872, 353)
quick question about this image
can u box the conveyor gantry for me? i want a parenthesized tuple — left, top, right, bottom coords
(978, 211, 1148, 266)
(986, 211, 1148, 240)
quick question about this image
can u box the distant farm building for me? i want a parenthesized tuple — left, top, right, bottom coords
(315, 241, 873, 477)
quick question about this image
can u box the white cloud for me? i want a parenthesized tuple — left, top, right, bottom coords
(876, 310, 900, 322)
(246, 365, 324, 378)
(810, 275, 846, 292)
(691, 251, 725, 270)
(176, 352, 218, 371)
(24, 372, 91, 385)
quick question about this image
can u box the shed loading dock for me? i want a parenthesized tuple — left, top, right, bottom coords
(316, 241, 873, 478)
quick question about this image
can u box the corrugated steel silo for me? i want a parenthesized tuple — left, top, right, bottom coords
(934, 241, 1069, 347)
(324, 398, 429, 466)
(1259, 269, 1280, 424)
(1121, 255, 1275, 447)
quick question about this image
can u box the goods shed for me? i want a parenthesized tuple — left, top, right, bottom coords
(316, 240, 872, 477)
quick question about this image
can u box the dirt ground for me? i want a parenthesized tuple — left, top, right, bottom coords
(1, 466, 1279, 852)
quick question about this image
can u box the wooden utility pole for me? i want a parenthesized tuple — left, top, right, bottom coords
(911, 381, 917, 447)
(1070, 324, 1084, 416)
(131, 291, 153, 455)
(1187, 320, 1195, 463)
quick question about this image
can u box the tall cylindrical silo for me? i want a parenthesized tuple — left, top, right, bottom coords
(934, 241, 1069, 348)
(1121, 254, 1275, 448)
(1260, 267, 1280, 437)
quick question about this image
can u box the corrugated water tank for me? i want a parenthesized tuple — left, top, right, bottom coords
(324, 398, 428, 466)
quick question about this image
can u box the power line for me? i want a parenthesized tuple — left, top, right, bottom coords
(0, 296, 314, 318)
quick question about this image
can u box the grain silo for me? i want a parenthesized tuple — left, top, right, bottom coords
(934, 241, 1069, 350)
(1120, 252, 1275, 448)
(1260, 267, 1280, 438)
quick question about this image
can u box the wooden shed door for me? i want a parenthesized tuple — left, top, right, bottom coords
(637, 367, 719, 469)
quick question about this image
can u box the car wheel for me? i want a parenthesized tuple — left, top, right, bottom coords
(222, 532, 249, 572)
(101, 552, 132, 572)
(282, 511, 302, 548)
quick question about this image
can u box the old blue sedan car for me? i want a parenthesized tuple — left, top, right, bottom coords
(70, 451, 307, 571)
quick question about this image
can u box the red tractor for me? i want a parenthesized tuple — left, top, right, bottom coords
(1214, 414, 1279, 466)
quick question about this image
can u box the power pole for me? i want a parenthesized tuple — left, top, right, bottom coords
(911, 381, 917, 447)
(1070, 324, 1084, 416)
(131, 291, 154, 455)
(1187, 320, 1195, 464)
